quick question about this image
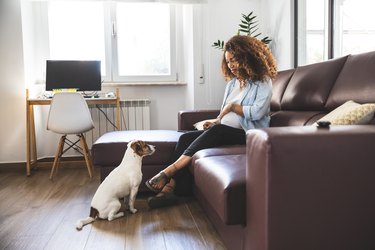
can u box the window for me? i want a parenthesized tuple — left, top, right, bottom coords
(114, 3, 175, 81)
(48, 2, 106, 74)
(295, 0, 375, 66)
(333, 0, 375, 57)
(46, 1, 177, 82)
(296, 0, 328, 66)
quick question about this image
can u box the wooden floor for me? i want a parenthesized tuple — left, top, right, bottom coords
(0, 166, 226, 250)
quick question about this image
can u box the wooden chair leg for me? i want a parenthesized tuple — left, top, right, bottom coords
(50, 135, 66, 180)
(79, 134, 93, 178)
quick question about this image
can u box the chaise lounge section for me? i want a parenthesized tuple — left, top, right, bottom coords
(92, 50, 375, 250)
(92, 130, 183, 192)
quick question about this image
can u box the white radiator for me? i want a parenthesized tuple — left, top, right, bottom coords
(85, 99, 151, 147)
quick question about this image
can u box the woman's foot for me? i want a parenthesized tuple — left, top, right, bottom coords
(145, 171, 170, 193)
(148, 179, 178, 209)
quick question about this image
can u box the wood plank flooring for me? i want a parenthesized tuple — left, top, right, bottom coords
(0, 166, 226, 250)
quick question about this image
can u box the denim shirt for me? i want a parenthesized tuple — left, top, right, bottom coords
(221, 77, 272, 131)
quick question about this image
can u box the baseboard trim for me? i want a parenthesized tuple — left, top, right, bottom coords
(0, 156, 87, 171)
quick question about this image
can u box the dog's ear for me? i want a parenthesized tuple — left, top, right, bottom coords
(127, 139, 136, 147)
(135, 141, 142, 151)
(131, 140, 144, 156)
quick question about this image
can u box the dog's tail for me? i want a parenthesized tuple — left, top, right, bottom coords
(76, 207, 99, 230)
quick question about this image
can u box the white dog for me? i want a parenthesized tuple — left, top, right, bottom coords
(76, 140, 155, 230)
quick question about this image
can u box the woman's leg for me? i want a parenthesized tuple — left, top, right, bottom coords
(146, 131, 203, 192)
(173, 124, 246, 195)
(168, 124, 246, 176)
(183, 124, 246, 156)
(147, 125, 245, 193)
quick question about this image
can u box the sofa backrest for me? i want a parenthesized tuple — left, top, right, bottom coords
(325, 52, 375, 110)
(270, 50, 375, 127)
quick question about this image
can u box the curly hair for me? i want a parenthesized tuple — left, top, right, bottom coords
(221, 35, 277, 82)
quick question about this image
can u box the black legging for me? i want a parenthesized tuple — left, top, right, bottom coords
(170, 124, 246, 196)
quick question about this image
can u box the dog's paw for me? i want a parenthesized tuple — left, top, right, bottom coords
(76, 224, 83, 231)
(129, 208, 137, 214)
(108, 212, 125, 221)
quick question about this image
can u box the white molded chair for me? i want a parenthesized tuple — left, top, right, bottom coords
(47, 92, 94, 179)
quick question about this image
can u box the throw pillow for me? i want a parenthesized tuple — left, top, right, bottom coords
(316, 100, 375, 125)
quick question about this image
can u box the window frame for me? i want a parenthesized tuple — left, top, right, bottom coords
(294, 0, 375, 67)
(44, 1, 179, 84)
(294, 0, 334, 67)
(110, 2, 178, 83)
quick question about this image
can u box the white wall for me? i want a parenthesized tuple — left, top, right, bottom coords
(0, 0, 26, 163)
(0, 0, 295, 163)
(260, 0, 294, 70)
(198, 0, 262, 109)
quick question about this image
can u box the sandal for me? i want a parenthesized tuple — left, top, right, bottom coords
(145, 171, 170, 193)
(147, 192, 178, 209)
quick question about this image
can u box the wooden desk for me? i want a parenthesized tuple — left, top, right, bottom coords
(25, 88, 120, 176)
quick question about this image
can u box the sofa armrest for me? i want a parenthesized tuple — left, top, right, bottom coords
(245, 125, 375, 250)
(178, 109, 220, 131)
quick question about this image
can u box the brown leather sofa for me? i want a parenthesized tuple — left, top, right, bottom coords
(92, 51, 375, 250)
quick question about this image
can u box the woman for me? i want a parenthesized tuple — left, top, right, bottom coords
(146, 35, 277, 208)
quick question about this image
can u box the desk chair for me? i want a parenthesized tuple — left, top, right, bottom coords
(47, 92, 94, 179)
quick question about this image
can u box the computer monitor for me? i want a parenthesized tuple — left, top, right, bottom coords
(45, 60, 102, 91)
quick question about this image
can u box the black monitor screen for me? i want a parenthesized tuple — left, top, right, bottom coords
(46, 60, 101, 91)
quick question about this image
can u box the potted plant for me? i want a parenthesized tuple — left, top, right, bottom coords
(212, 11, 271, 50)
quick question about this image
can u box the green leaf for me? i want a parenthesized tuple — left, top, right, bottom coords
(253, 33, 261, 38)
(261, 37, 272, 44)
(212, 11, 272, 50)
(251, 27, 259, 33)
(248, 16, 257, 22)
(248, 24, 259, 31)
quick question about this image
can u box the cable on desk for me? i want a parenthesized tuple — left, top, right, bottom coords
(82, 91, 98, 98)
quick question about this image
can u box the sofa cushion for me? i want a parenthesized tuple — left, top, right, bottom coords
(326, 51, 375, 110)
(190, 145, 246, 175)
(193, 154, 246, 225)
(92, 130, 183, 166)
(280, 55, 348, 111)
(270, 110, 325, 126)
(316, 100, 375, 125)
(271, 69, 295, 111)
